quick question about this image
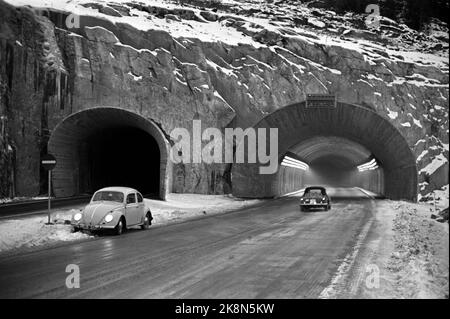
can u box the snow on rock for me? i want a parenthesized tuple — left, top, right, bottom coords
(307, 18, 326, 29)
(408, 113, 423, 128)
(386, 108, 398, 119)
(419, 153, 448, 176)
(127, 71, 143, 81)
(419, 184, 449, 210)
(417, 150, 428, 163)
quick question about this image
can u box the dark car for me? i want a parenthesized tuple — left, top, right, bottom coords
(299, 186, 331, 211)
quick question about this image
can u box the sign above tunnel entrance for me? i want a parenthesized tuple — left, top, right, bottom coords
(306, 94, 337, 109)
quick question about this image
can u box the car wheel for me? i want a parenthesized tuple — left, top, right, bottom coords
(328, 204, 331, 210)
(72, 226, 80, 233)
(141, 212, 151, 230)
(114, 218, 125, 236)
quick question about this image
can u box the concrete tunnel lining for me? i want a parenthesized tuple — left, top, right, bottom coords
(289, 136, 372, 167)
(231, 101, 418, 201)
(48, 107, 171, 200)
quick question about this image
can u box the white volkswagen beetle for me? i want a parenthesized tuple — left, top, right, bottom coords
(71, 187, 153, 235)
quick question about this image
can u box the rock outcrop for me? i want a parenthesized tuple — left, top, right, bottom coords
(0, 0, 448, 198)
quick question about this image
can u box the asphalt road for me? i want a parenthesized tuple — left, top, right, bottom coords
(0, 187, 376, 298)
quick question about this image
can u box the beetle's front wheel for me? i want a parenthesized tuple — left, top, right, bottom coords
(114, 218, 125, 235)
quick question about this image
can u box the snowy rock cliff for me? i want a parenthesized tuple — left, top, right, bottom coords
(0, 0, 448, 198)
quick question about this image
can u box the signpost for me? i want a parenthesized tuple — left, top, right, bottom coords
(41, 154, 57, 225)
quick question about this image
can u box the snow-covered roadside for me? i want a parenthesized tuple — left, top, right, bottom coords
(0, 194, 264, 254)
(0, 210, 94, 254)
(344, 200, 448, 299)
(387, 201, 448, 298)
(147, 193, 264, 226)
(0, 196, 51, 204)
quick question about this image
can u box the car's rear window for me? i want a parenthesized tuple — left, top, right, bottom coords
(305, 189, 325, 195)
(92, 191, 124, 203)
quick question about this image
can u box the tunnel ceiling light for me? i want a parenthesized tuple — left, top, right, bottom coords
(282, 157, 308, 167)
(282, 156, 309, 169)
(281, 156, 309, 171)
(358, 164, 378, 171)
(282, 161, 307, 170)
(357, 158, 379, 172)
(359, 162, 378, 170)
(282, 162, 309, 171)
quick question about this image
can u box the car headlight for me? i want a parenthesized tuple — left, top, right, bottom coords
(74, 213, 82, 221)
(104, 214, 114, 223)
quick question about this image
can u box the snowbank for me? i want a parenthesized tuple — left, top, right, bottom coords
(360, 200, 449, 299)
(322, 199, 448, 299)
(0, 210, 93, 254)
(387, 201, 449, 298)
(0, 196, 50, 204)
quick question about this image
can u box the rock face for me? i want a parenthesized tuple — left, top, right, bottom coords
(0, 0, 448, 199)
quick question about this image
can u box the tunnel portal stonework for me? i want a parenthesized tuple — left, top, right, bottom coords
(48, 107, 171, 200)
(232, 102, 418, 201)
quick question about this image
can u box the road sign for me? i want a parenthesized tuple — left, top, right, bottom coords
(306, 94, 337, 109)
(41, 154, 56, 224)
(41, 154, 57, 170)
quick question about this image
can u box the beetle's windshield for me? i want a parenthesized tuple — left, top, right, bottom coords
(92, 191, 124, 203)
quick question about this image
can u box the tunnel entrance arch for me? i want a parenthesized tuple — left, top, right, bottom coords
(231, 101, 418, 201)
(48, 107, 171, 200)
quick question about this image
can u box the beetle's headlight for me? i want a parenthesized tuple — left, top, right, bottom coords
(74, 213, 82, 221)
(104, 214, 114, 223)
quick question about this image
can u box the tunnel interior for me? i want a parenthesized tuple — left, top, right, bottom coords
(79, 126, 160, 196)
(288, 136, 384, 192)
(231, 102, 417, 201)
(48, 107, 170, 199)
(309, 156, 356, 186)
